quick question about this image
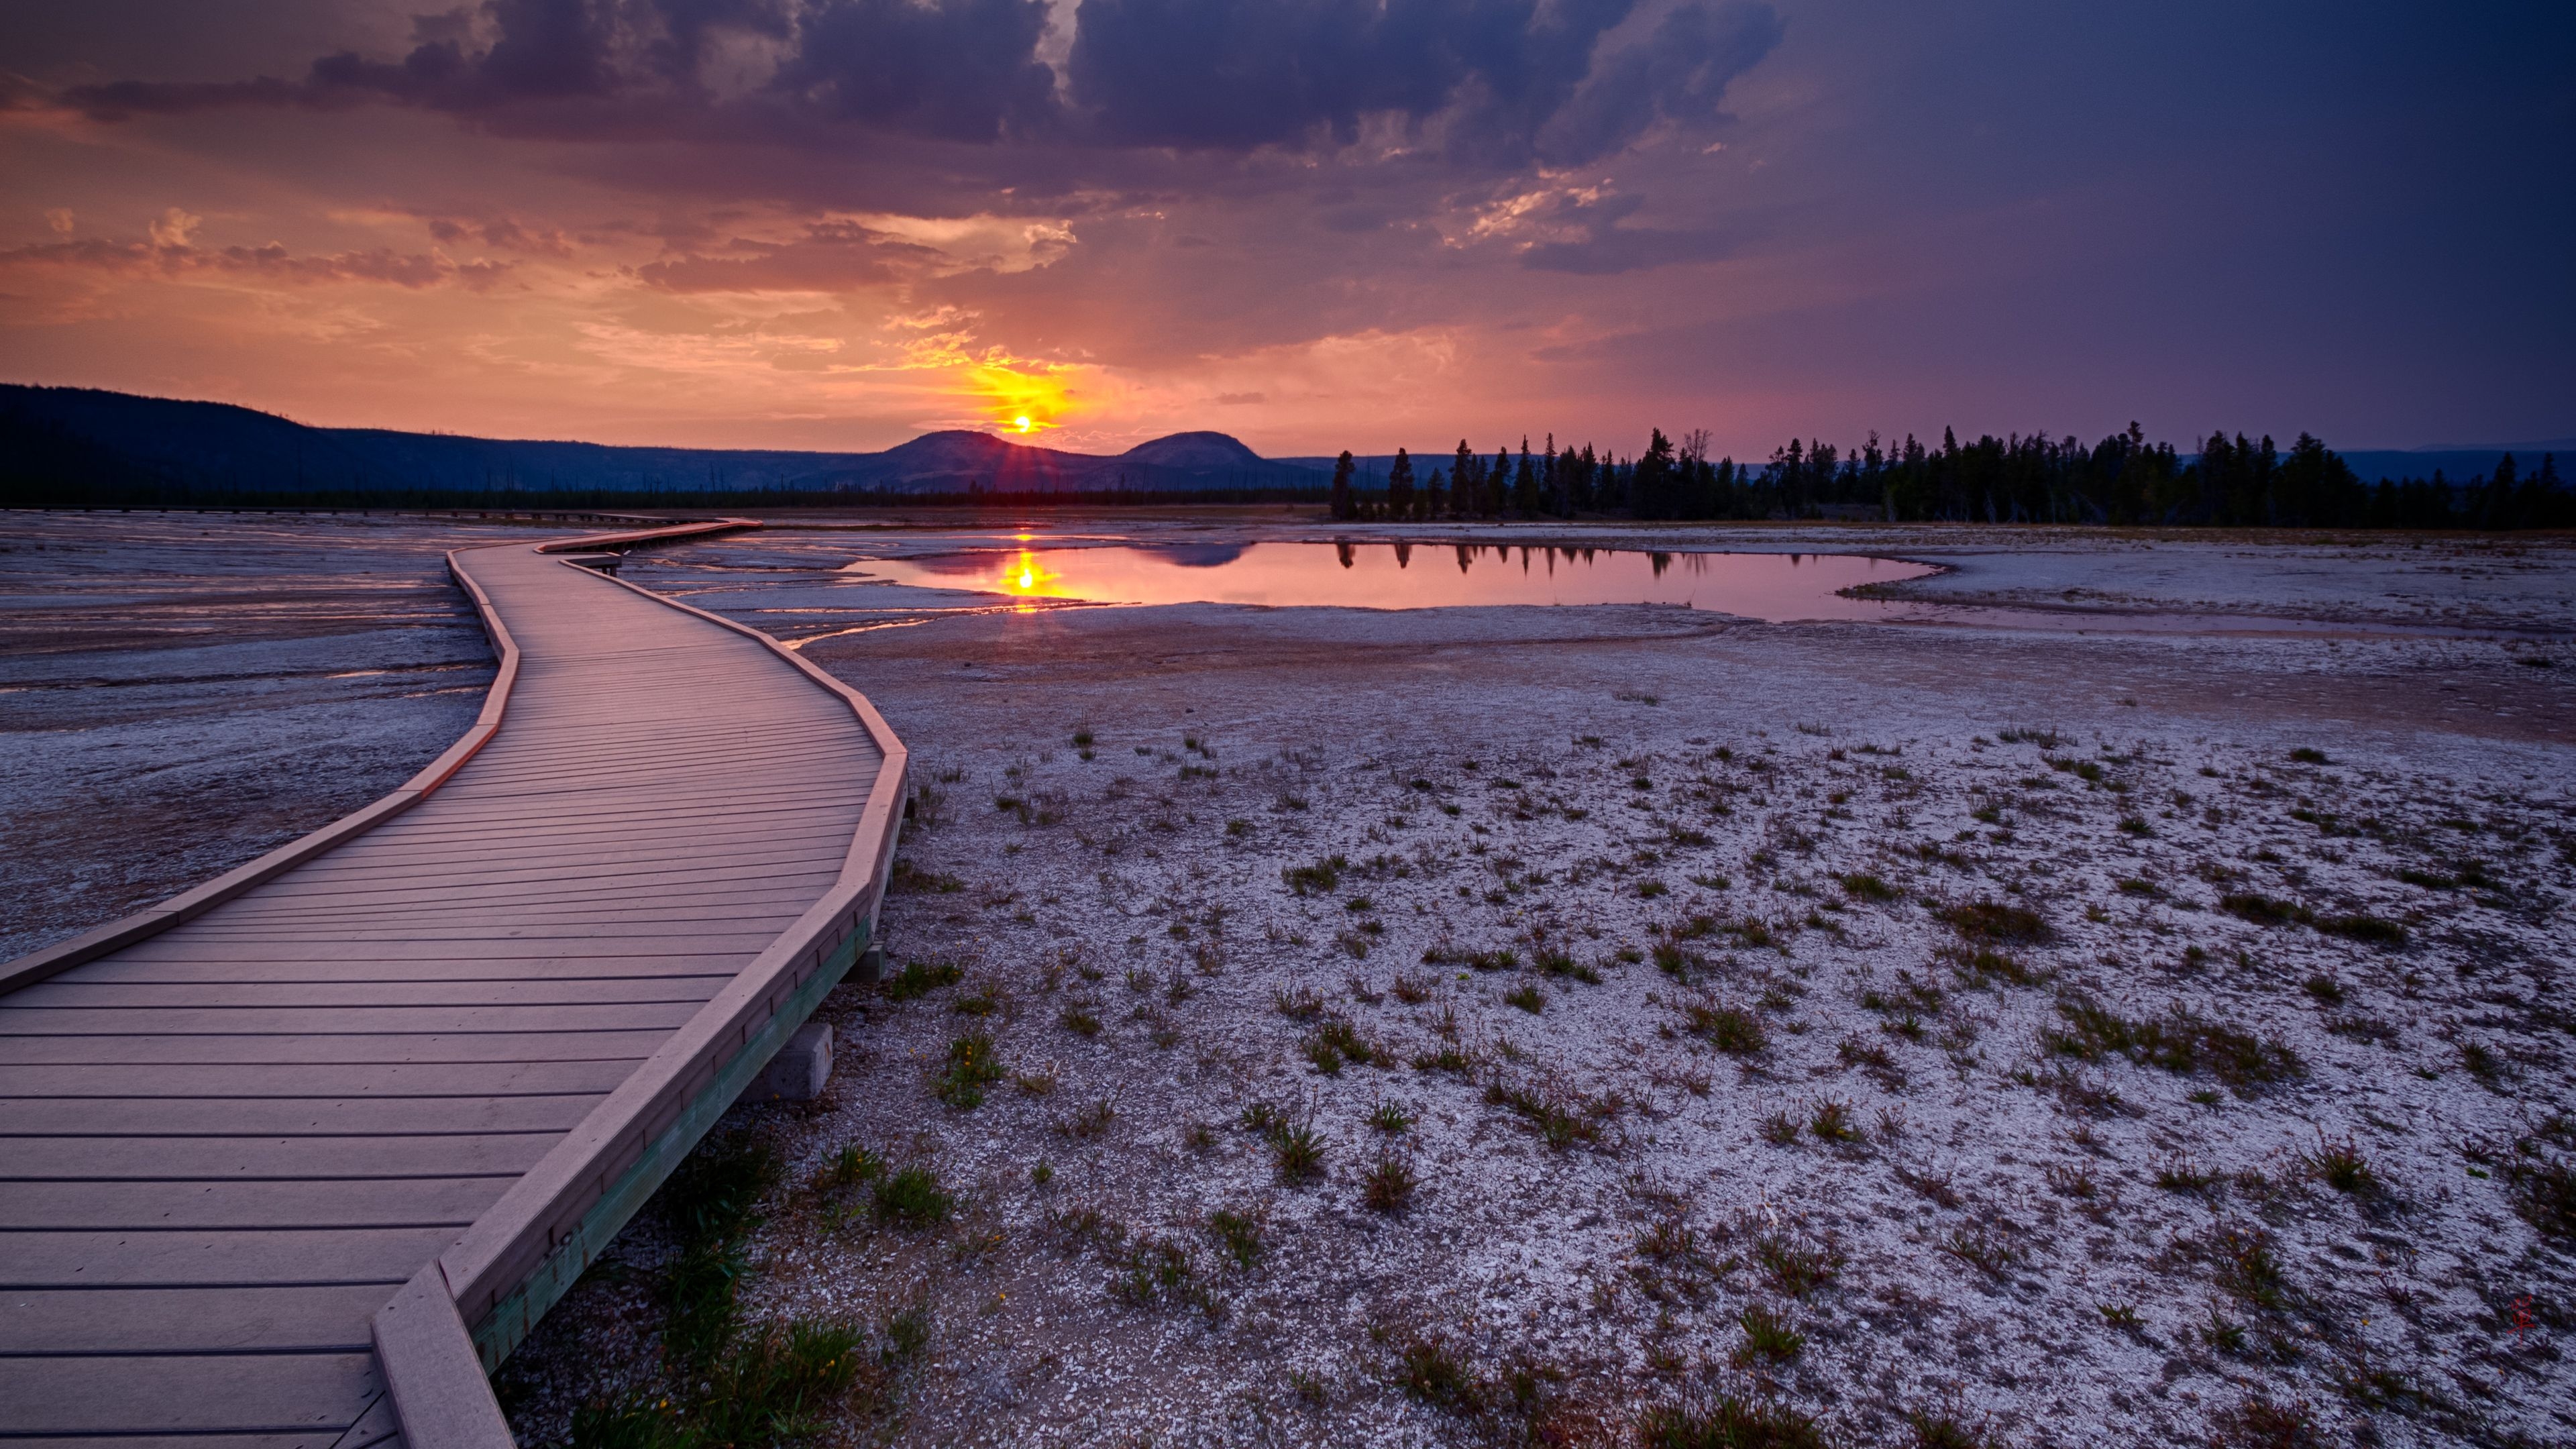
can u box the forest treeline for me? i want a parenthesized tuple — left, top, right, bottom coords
(1327, 425, 2571, 529)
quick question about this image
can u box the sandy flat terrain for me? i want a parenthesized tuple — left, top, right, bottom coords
(503, 519, 2570, 1448)
(7, 512, 2570, 1448)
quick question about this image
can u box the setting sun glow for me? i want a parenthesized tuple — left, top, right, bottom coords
(967, 362, 1074, 435)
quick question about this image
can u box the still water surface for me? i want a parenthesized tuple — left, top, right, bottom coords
(850, 542, 1937, 623)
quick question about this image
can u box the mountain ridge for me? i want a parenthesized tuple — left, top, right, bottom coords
(0, 384, 1330, 496)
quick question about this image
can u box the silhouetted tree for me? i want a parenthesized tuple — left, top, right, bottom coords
(1329, 451, 1356, 521)
(1387, 448, 1415, 519)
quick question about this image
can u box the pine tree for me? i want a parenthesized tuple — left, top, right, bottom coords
(1489, 445, 1511, 517)
(1452, 440, 1477, 518)
(1387, 448, 1415, 519)
(1513, 437, 1538, 516)
(1329, 451, 1356, 521)
(1635, 429, 1675, 519)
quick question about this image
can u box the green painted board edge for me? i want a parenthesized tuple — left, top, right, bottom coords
(466, 920, 867, 1372)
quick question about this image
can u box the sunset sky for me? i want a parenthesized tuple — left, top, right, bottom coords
(2, 1, 2569, 458)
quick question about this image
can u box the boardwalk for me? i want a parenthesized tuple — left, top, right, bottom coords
(0, 523, 906, 1449)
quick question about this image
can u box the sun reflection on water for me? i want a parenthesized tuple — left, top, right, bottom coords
(849, 541, 1939, 622)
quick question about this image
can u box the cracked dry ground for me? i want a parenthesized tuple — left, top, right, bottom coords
(496, 603, 2574, 1449)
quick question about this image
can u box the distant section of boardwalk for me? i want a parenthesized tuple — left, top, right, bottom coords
(0, 523, 906, 1449)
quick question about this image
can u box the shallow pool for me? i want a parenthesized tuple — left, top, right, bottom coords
(847, 541, 1937, 623)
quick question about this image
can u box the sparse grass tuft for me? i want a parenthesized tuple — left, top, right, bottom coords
(1752, 1233, 1841, 1297)
(2043, 993, 2301, 1091)
(1937, 1224, 2019, 1277)
(1283, 854, 1349, 895)
(2208, 1395, 2322, 1449)
(932, 1032, 1004, 1109)
(1733, 1303, 1804, 1364)
(2300, 1134, 2379, 1196)
(1055, 1098, 1118, 1139)
(1362, 1152, 1417, 1213)
(1808, 1098, 1860, 1143)
(1936, 898, 2051, 944)
(1639, 1396, 1823, 1449)
(2316, 912, 2407, 947)
(1391, 1334, 1483, 1415)
(871, 1165, 952, 1229)
(1483, 1069, 1617, 1151)
(2219, 892, 2309, 928)
(2154, 1155, 2216, 1193)
(1271, 1114, 1327, 1185)
(881, 957, 963, 1001)
(1682, 997, 1767, 1054)
(1207, 1208, 1264, 1270)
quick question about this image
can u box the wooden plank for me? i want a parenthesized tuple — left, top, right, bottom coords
(84, 940, 774, 966)
(0, 1352, 378, 1434)
(178, 855, 853, 905)
(0, 1093, 604, 1136)
(0, 1031, 673, 1065)
(200, 851, 855, 900)
(0, 1177, 511, 1230)
(183, 906, 822, 940)
(186, 859, 845, 900)
(49, 957, 750, 985)
(264, 801, 862, 854)
(0, 1061, 640, 1098)
(201, 869, 841, 916)
(0, 1002, 706, 1036)
(435, 745, 872, 790)
(11, 977, 731, 1008)
(2, 1423, 350, 1433)
(267, 804, 865, 852)
(0, 1283, 395, 1351)
(0, 1134, 561, 1181)
(0, 1228, 460, 1287)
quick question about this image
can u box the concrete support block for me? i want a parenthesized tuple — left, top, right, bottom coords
(856, 943, 884, 983)
(743, 1023, 832, 1104)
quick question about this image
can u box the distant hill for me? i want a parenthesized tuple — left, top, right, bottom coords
(2332, 445, 2573, 486)
(0, 384, 1332, 498)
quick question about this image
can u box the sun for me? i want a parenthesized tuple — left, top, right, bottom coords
(965, 362, 1073, 435)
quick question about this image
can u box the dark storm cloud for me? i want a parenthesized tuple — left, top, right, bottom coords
(57, 0, 1781, 167)
(1063, 0, 1779, 164)
(773, 0, 1057, 142)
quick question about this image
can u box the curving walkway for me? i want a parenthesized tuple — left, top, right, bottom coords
(0, 523, 906, 1449)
